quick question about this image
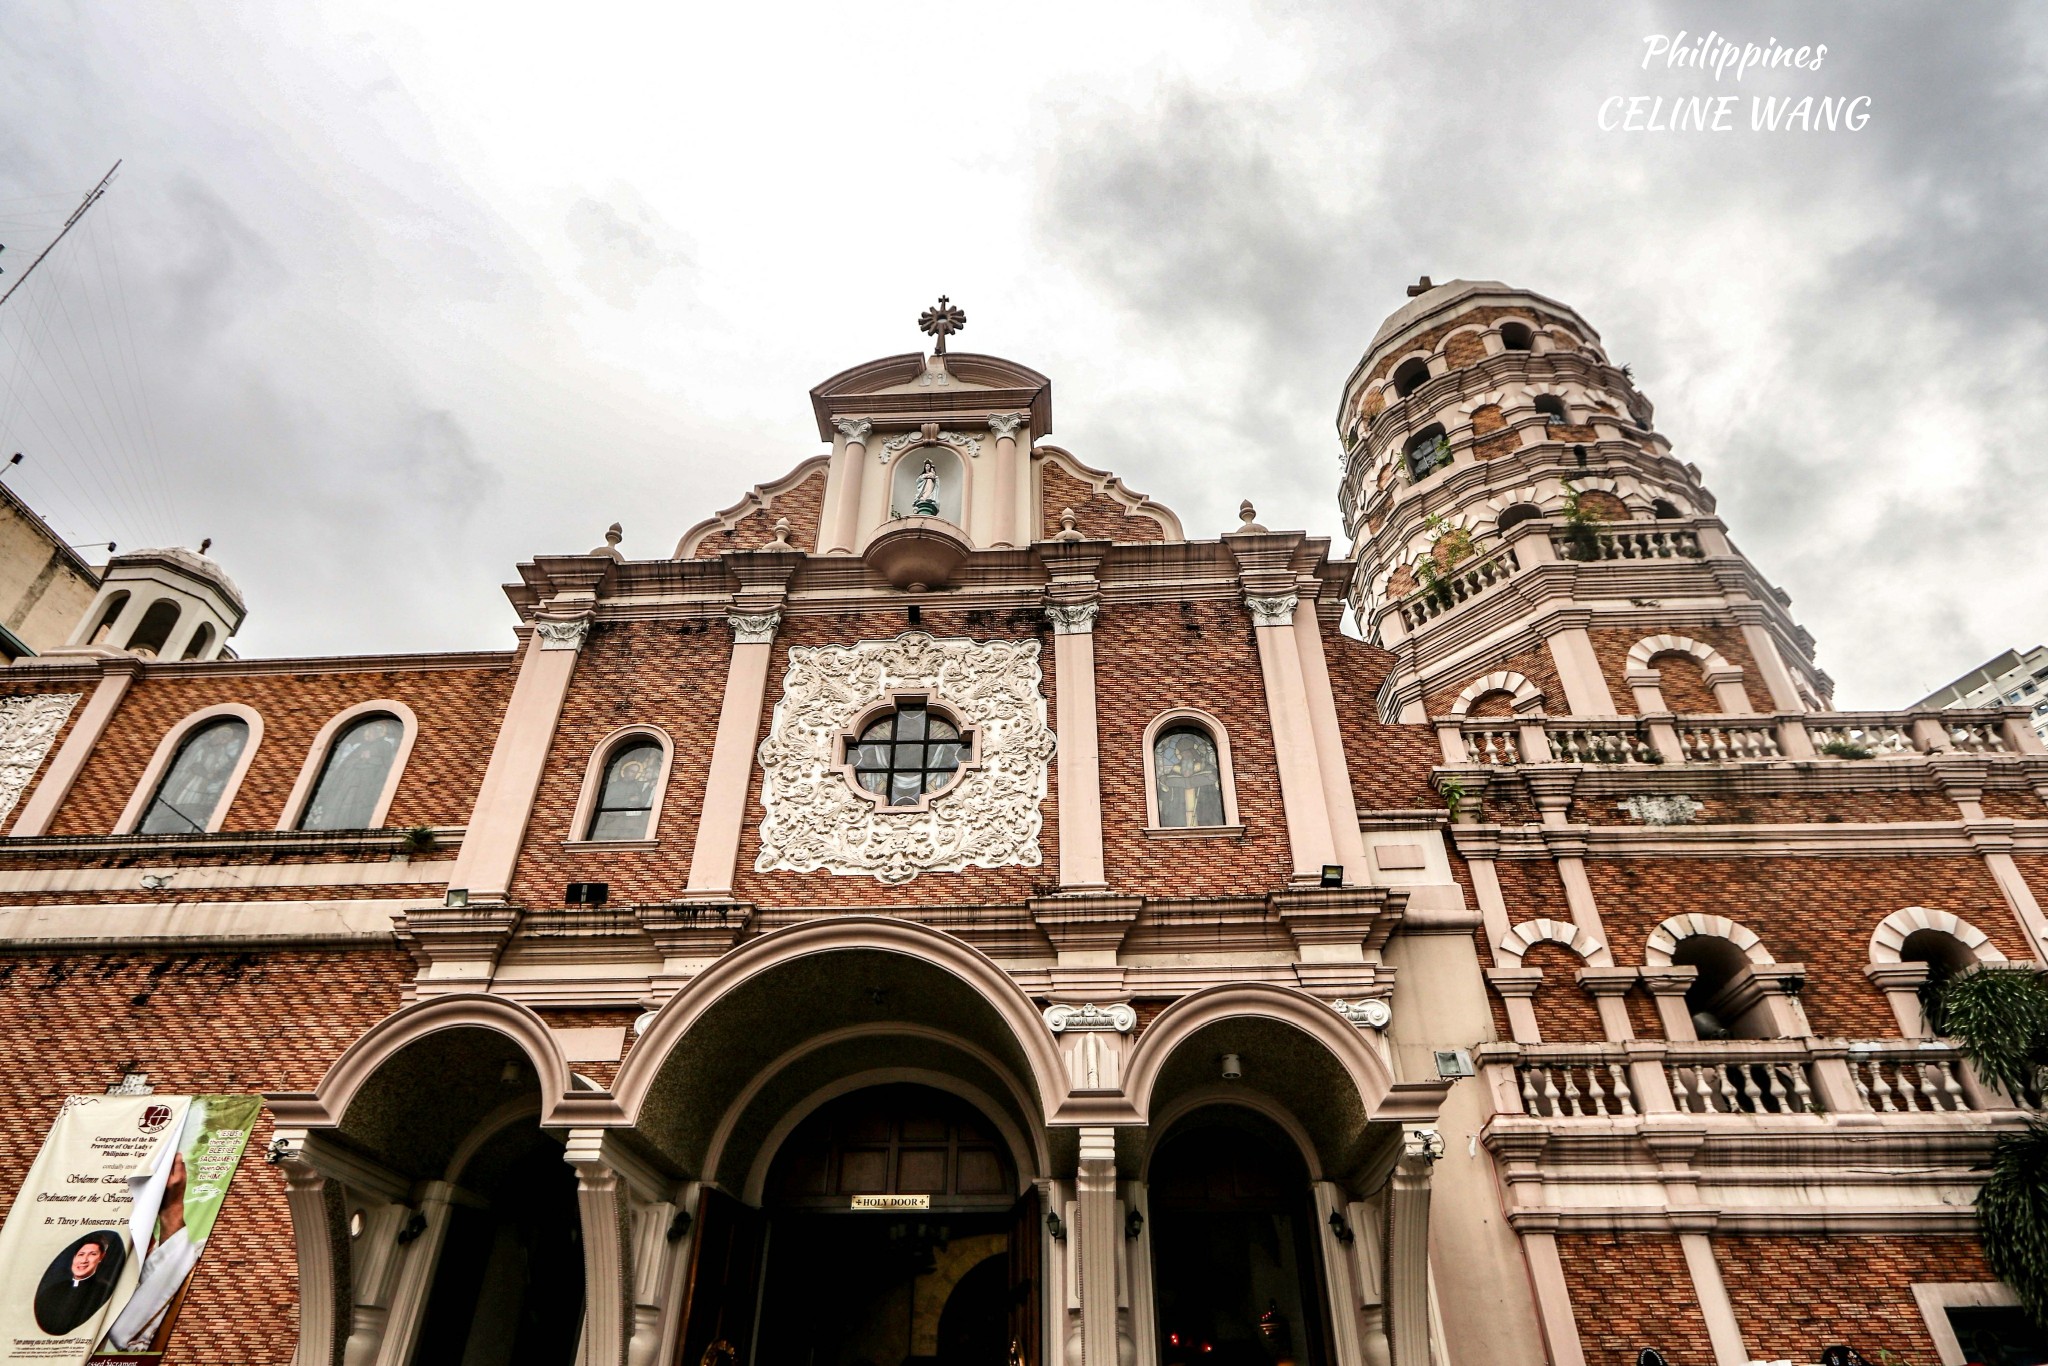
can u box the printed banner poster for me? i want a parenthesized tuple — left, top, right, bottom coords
(0, 1095, 259, 1364)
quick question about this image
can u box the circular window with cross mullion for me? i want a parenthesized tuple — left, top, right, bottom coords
(847, 703, 971, 806)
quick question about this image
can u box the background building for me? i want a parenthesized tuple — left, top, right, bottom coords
(1915, 645, 2048, 746)
(0, 282, 2038, 1366)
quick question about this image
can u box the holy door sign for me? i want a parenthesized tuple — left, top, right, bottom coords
(0, 1094, 258, 1364)
(850, 1194, 931, 1211)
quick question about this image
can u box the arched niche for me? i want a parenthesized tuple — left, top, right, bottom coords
(890, 443, 966, 526)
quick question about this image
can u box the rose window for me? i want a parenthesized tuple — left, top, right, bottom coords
(848, 703, 971, 806)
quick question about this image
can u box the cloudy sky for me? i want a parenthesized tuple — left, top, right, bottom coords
(0, 2, 2041, 704)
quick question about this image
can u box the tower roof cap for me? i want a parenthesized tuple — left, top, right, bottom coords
(106, 545, 245, 614)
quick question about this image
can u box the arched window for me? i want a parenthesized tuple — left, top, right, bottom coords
(138, 718, 249, 834)
(1672, 935, 1776, 1039)
(127, 600, 182, 657)
(588, 739, 666, 839)
(848, 703, 970, 807)
(87, 594, 129, 645)
(1406, 425, 1450, 481)
(1499, 322, 1534, 351)
(181, 623, 216, 661)
(1532, 394, 1567, 423)
(1391, 357, 1431, 399)
(1651, 498, 1682, 519)
(1153, 726, 1225, 828)
(299, 713, 404, 831)
(1496, 503, 1542, 533)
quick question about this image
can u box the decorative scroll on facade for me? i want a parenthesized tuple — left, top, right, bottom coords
(0, 693, 78, 821)
(754, 632, 1055, 883)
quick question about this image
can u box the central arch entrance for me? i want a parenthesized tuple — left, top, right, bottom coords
(751, 1084, 1027, 1366)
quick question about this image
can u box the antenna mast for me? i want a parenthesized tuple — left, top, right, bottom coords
(0, 161, 119, 312)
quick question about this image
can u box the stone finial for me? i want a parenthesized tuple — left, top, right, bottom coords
(198, 537, 213, 555)
(764, 517, 794, 551)
(1234, 500, 1268, 535)
(1406, 275, 1435, 298)
(590, 522, 626, 561)
(1054, 508, 1084, 542)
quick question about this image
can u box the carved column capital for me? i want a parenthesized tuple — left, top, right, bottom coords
(1044, 601, 1099, 636)
(534, 616, 593, 651)
(987, 411, 1027, 438)
(1242, 592, 1299, 627)
(833, 417, 873, 444)
(726, 610, 783, 645)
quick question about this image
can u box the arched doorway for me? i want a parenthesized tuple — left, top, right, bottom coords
(748, 1084, 1024, 1366)
(1149, 1108, 1328, 1366)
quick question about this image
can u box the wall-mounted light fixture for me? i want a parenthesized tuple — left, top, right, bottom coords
(1046, 1211, 1067, 1241)
(1125, 1208, 1144, 1240)
(444, 888, 469, 908)
(1220, 1053, 1243, 1081)
(1319, 864, 1344, 888)
(1327, 1211, 1355, 1244)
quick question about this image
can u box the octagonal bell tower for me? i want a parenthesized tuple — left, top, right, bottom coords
(1337, 279, 1829, 737)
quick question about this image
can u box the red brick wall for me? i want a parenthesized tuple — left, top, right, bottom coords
(0, 947, 413, 1365)
(0, 673, 97, 837)
(1356, 305, 1576, 392)
(1590, 627, 1776, 716)
(1649, 652, 1719, 714)
(1322, 631, 1442, 813)
(1557, 1233, 1714, 1363)
(1469, 403, 1506, 436)
(1040, 464, 1167, 543)
(1982, 789, 2046, 820)
(1095, 601, 1292, 896)
(508, 620, 733, 908)
(691, 465, 827, 557)
(47, 665, 513, 835)
(1715, 1234, 1993, 1365)
(1522, 941, 1605, 1042)
(1443, 330, 1487, 370)
(1582, 855, 2030, 1038)
(1428, 645, 1564, 718)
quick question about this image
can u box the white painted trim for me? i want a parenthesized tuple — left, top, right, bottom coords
(1449, 671, 1543, 718)
(1141, 708, 1241, 830)
(113, 702, 264, 834)
(1912, 1282, 2021, 1366)
(1644, 913, 1772, 967)
(566, 725, 677, 843)
(277, 700, 420, 831)
(1496, 918, 1604, 966)
(1870, 906, 2006, 964)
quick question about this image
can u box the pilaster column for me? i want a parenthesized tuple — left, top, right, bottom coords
(1543, 614, 1618, 716)
(1046, 601, 1106, 890)
(1866, 961, 1934, 1037)
(1245, 591, 1338, 879)
(447, 610, 592, 900)
(825, 417, 872, 553)
(1734, 609, 1807, 711)
(1076, 1127, 1121, 1366)
(11, 653, 140, 836)
(989, 413, 1027, 548)
(1575, 966, 1639, 1041)
(563, 1130, 680, 1366)
(373, 1182, 458, 1366)
(1485, 968, 1544, 1043)
(276, 1149, 349, 1366)
(1640, 967, 1701, 1040)
(1293, 593, 1370, 882)
(1677, 1232, 1751, 1366)
(1384, 1130, 1437, 1366)
(685, 609, 784, 896)
(1519, 1231, 1589, 1366)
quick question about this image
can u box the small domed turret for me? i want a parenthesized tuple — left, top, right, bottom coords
(60, 543, 245, 661)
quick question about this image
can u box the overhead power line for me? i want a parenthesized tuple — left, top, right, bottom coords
(0, 161, 118, 313)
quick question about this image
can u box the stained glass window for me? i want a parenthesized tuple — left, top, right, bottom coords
(588, 740, 664, 840)
(1154, 726, 1225, 828)
(848, 705, 969, 806)
(138, 718, 249, 835)
(299, 714, 404, 831)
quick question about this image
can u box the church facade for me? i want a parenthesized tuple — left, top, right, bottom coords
(0, 280, 2038, 1366)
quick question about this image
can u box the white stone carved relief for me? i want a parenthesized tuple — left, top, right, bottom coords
(1618, 794, 1703, 826)
(0, 693, 78, 822)
(878, 429, 982, 462)
(1332, 998, 1393, 1030)
(1043, 602, 1099, 636)
(534, 618, 592, 651)
(1242, 593, 1299, 627)
(987, 412, 1027, 439)
(727, 611, 783, 645)
(1044, 1002, 1136, 1033)
(755, 632, 1056, 883)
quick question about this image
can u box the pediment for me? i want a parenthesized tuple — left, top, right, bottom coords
(809, 351, 1051, 438)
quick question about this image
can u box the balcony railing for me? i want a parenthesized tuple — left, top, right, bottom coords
(1397, 546, 1519, 630)
(1448, 706, 2038, 769)
(1550, 525, 1702, 562)
(1484, 1039, 2040, 1120)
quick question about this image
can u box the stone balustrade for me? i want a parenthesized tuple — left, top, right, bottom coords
(1396, 545, 1519, 630)
(1549, 524, 1702, 563)
(1445, 706, 2040, 768)
(1483, 1039, 2040, 1121)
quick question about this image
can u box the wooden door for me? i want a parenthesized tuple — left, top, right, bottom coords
(674, 1188, 766, 1366)
(1006, 1185, 1043, 1366)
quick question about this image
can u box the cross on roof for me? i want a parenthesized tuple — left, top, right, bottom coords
(917, 296, 967, 355)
